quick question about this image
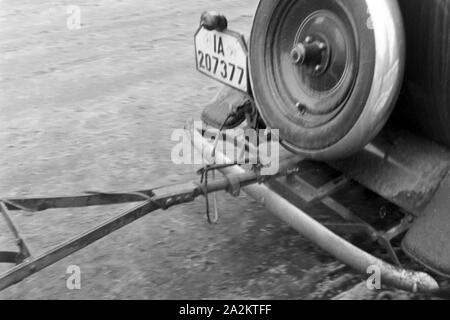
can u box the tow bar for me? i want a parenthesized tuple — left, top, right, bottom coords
(0, 123, 445, 295)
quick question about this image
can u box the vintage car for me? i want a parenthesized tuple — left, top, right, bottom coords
(195, 0, 450, 293)
(1, 0, 449, 295)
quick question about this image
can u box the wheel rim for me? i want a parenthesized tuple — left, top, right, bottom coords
(271, 5, 358, 128)
(249, 0, 405, 158)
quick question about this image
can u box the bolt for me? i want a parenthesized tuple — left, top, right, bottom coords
(318, 42, 326, 51)
(290, 44, 306, 65)
(305, 36, 312, 43)
(296, 102, 307, 115)
(379, 206, 388, 219)
(370, 232, 379, 241)
(314, 65, 322, 73)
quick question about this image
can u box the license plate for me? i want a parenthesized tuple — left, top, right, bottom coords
(195, 27, 248, 92)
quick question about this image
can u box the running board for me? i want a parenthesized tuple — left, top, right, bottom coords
(330, 126, 450, 216)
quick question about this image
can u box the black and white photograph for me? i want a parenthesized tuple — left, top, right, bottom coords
(0, 0, 450, 303)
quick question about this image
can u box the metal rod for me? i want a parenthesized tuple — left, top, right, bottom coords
(0, 164, 299, 291)
(189, 124, 440, 294)
(0, 201, 154, 291)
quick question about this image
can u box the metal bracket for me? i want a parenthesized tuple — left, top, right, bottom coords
(0, 159, 300, 291)
(271, 161, 415, 266)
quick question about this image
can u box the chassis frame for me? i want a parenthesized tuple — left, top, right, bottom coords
(0, 123, 447, 296)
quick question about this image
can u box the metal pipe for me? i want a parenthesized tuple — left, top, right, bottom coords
(189, 125, 440, 293)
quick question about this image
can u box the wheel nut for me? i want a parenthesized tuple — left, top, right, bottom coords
(291, 44, 306, 65)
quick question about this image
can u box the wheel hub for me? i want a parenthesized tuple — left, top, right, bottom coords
(290, 36, 330, 75)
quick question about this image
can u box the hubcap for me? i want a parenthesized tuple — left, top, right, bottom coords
(271, 8, 358, 127)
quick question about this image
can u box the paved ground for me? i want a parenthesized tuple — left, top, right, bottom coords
(0, 0, 415, 300)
